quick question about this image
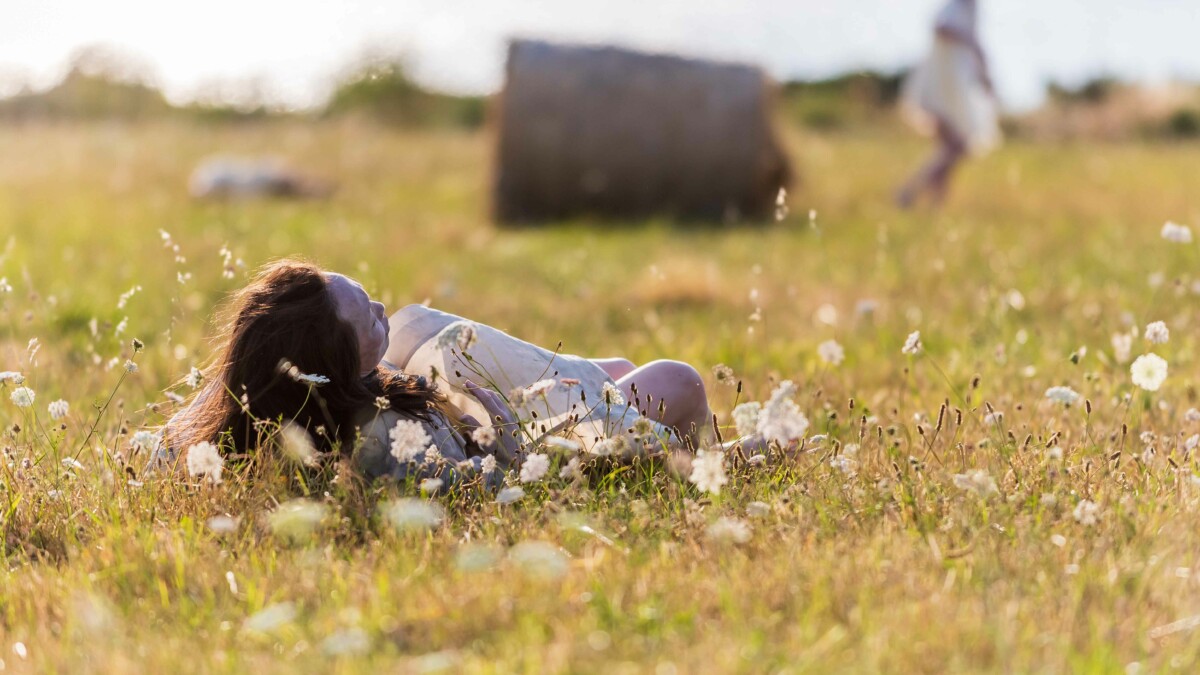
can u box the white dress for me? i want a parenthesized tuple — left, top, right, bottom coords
(384, 304, 673, 451)
(901, 0, 1000, 154)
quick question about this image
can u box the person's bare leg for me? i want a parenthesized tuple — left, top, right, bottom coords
(591, 357, 637, 381)
(615, 360, 712, 448)
(897, 117, 967, 208)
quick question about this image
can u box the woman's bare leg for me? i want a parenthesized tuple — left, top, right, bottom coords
(615, 360, 712, 449)
(898, 117, 967, 208)
(591, 357, 637, 381)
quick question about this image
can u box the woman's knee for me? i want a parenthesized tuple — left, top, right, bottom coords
(641, 360, 707, 403)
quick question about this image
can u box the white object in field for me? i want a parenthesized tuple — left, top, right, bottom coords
(188, 156, 332, 199)
(901, 0, 1001, 154)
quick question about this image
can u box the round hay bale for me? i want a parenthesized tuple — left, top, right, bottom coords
(493, 39, 792, 223)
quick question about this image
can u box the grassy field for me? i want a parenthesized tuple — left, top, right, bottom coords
(2, 120, 1200, 673)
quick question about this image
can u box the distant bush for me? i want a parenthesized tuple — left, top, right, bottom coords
(323, 58, 485, 129)
(0, 46, 171, 121)
(1164, 108, 1200, 138)
(778, 71, 905, 131)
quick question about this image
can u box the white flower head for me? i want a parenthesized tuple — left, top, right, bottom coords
(1131, 353, 1168, 391)
(523, 379, 557, 398)
(480, 453, 497, 474)
(1073, 499, 1101, 526)
(10, 386, 34, 408)
(706, 517, 752, 545)
(389, 419, 432, 463)
(1144, 321, 1170, 345)
(471, 426, 497, 447)
(123, 360, 138, 374)
(817, 339, 845, 366)
(279, 422, 318, 467)
(559, 457, 582, 479)
(1044, 386, 1080, 405)
(434, 321, 478, 352)
(185, 367, 204, 389)
(519, 453, 550, 483)
(732, 402, 761, 438)
(1162, 221, 1193, 244)
(185, 441, 225, 484)
(1111, 333, 1133, 364)
(0, 371, 24, 384)
(601, 382, 626, 407)
(496, 486, 526, 505)
(689, 449, 728, 495)
(756, 380, 809, 445)
(380, 498, 443, 532)
(267, 499, 329, 542)
(131, 430, 160, 451)
(952, 469, 999, 499)
(47, 399, 69, 420)
(902, 330, 923, 355)
(542, 435, 582, 453)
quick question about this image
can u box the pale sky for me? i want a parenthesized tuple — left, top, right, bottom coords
(2, 0, 1199, 111)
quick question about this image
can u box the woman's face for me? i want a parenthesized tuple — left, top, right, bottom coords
(326, 273, 389, 376)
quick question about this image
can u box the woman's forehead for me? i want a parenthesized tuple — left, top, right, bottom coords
(326, 273, 369, 308)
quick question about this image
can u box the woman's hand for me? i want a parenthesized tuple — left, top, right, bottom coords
(464, 380, 521, 464)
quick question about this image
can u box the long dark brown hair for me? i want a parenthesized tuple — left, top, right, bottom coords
(167, 259, 440, 454)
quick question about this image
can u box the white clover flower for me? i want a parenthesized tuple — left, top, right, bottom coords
(0, 371, 24, 384)
(380, 498, 443, 532)
(471, 426, 497, 447)
(817, 339, 845, 366)
(952, 469, 999, 498)
(1131, 353, 1168, 391)
(267, 500, 329, 542)
(185, 441, 224, 484)
(902, 330, 923, 355)
(1072, 499, 1100, 526)
(480, 454, 497, 474)
(1162, 221, 1193, 244)
(279, 422, 318, 467)
(519, 453, 550, 483)
(1111, 333, 1133, 364)
(756, 381, 809, 445)
(389, 419, 431, 463)
(10, 386, 34, 408)
(1045, 386, 1080, 405)
(185, 367, 204, 389)
(732, 402, 761, 438)
(600, 382, 626, 406)
(495, 486, 526, 505)
(706, 517, 752, 545)
(1144, 321, 1170, 345)
(434, 321, 477, 352)
(689, 449, 727, 495)
(47, 399, 69, 420)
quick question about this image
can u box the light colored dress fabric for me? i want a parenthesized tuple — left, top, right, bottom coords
(384, 304, 672, 451)
(901, 0, 1000, 154)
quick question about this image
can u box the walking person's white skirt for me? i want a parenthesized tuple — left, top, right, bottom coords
(901, 40, 1000, 155)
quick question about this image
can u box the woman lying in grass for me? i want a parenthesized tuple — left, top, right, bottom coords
(165, 258, 721, 485)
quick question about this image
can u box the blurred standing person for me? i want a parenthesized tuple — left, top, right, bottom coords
(897, 0, 1000, 208)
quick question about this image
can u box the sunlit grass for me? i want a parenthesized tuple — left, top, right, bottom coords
(1, 120, 1200, 672)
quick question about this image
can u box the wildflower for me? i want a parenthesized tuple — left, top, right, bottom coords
(601, 382, 625, 406)
(1188, 408, 1200, 423)
(1131, 353, 1168, 391)
(321, 628, 370, 657)
(434, 321, 477, 352)
(480, 454, 497, 474)
(1187, 435, 1199, 451)
(43, 399, 69, 421)
(185, 441, 224, 484)
(746, 501, 771, 518)
(123, 360, 138, 374)
(542, 436, 582, 453)
(10, 386, 34, 408)
(419, 478, 444, 493)
(519, 453, 550, 483)
(712, 364, 736, 386)
(815, 304, 838, 326)
(185, 367, 204, 389)
(471, 426, 497, 447)
(296, 373, 329, 385)
(1073, 499, 1100, 526)
(774, 187, 788, 221)
(165, 391, 185, 404)
(953, 469, 999, 498)
(1050, 533, 1067, 547)
(590, 436, 628, 457)
(379, 498, 443, 532)
(983, 411, 1004, 426)
(0, 277, 11, 293)
(0, 371, 24, 384)
(131, 430, 159, 450)
(279, 422, 318, 466)
(243, 603, 297, 634)
(374, 396, 390, 410)
(423, 444, 443, 464)
(114, 317, 128, 337)
(817, 339, 845, 366)
(389, 419, 431, 463)
(496, 486, 526, 504)
(706, 517, 752, 544)
(689, 449, 728, 495)
(902, 330, 923, 355)
(559, 378, 581, 389)
(1045, 386, 1080, 405)
(208, 515, 239, 534)
(277, 358, 329, 385)
(267, 500, 329, 542)
(508, 541, 569, 579)
(757, 381, 809, 445)
(732, 402, 761, 438)
(1046, 446, 1064, 460)
(830, 456, 858, 476)
(1162, 221, 1193, 244)
(62, 457, 85, 471)
(523, 379, 557, 398)
(559, 457, 582, 479)
(1143, 321, 1170, 345)
(1111, 333, 1133, 364)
